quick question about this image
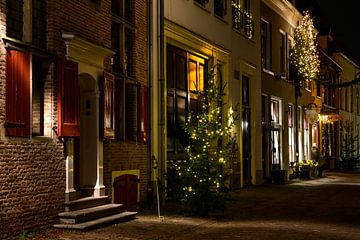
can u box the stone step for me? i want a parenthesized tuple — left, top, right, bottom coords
(54, 211, 137, 230)
(64, 196, 109, 212)
(59, 203, 123, 224)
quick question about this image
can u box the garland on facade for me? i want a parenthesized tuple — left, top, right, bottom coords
(290, 11, 320, 81)
(172, 66, 237, 215)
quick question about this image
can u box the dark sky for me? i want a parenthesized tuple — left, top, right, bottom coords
(296, 0, 360, 65)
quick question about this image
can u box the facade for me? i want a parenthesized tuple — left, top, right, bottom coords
(0, 0, 148, 238)
(332, 51, 360, 169)
(150, 0, 262, 193)
(260, 0, 314, 180)
(316, 46, 342, 169)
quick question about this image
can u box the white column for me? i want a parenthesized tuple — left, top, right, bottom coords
(65, 139, 76, 202)
(94, 91, 105, 197)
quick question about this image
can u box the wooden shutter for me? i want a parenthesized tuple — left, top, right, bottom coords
(57, 58, 80, 137)
(100, 71, 115, 139)
(137, 84, 148, 143)
(5, 50, 30, 137)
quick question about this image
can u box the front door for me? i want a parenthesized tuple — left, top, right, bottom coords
(242, 75, 252, 186)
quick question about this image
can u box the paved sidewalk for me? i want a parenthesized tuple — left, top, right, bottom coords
(33, 171, 360, 240)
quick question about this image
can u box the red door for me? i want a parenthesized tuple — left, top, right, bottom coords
(113, 174, 138, 210)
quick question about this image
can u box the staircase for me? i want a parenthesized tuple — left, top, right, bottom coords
(54, 196, 137, 230)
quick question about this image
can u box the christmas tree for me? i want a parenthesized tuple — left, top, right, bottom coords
(173, 66, 237, 215)
(290, 11, 320, 81)
(340, 121, 359, 170)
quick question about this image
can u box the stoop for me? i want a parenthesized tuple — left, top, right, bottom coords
(54, 196, 137, 230)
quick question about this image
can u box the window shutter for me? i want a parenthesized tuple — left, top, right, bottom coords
(100, 71, 115, 139)
(137, 84, 148, 143)
(57, 57, 80, 137)
(5, 50, 30, 137)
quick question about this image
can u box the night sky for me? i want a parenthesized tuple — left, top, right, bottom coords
(296, 0, 360, 66)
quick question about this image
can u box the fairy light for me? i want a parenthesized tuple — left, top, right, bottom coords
(290, 11, 320, 81)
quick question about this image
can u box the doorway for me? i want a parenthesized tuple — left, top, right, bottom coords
(242, 75, 252, 186)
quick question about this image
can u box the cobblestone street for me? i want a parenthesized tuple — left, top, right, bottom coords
(35, 171, 360, 240)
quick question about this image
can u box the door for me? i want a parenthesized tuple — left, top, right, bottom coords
(242, 75, 252, 186)
(113, 174, 138, 210)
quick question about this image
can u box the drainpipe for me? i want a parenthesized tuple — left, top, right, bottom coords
(146, 0, 153, 207)
(158, 0, 165, 202)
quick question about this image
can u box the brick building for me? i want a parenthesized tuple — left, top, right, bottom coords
(0, 0, 148, 238)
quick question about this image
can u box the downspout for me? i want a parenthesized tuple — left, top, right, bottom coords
(158, 0, 165, 202)
(146, 0, 153, 206)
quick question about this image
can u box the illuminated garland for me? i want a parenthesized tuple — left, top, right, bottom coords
(290, 11, 320, 81)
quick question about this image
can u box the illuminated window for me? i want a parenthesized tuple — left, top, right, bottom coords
(288, 104, 294, 162)
(270, 99, 279, 124)
(167, 45, 207, 160)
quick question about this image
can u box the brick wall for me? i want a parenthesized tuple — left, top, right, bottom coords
(47, 0, 111, 55)
(0, 140, 65, 240)
(0, 0, 148, 238)
(103, 141, 148, 202)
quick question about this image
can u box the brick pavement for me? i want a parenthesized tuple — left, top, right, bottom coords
(26, 171, 360, 240)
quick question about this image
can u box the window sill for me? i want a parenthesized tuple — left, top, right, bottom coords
(32, 136, 54, 142)
(214, 14, 228, 24)
(232, 28, 255, 43)
(262, 68, 274, 76)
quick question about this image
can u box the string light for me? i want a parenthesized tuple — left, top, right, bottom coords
(290, 11, 320, 81)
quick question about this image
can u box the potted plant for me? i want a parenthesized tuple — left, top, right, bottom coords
(294, 160, 318, 178)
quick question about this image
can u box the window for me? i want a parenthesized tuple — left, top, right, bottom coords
(214, 0, 227, 18)
(111, 0, 134, 77)
(6, 0, 23, 41)
(297, 106, 302, 129)
(303, 108, 310, 160)
(232, 0, 254, 39)
(167, 45, 207, 160)
(280, 31, 287, 77)
(5, 0, 49, 138)
(32, 0, 47, 48)
(261, 19, 271, 70)
(111, 0, 147, 142)
(270, 99, 279, 124)
(288, 104, 294, 163)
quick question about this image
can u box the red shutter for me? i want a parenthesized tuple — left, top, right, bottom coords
(137, 84, 148, 143)
(100, 71, 115, 139)
(6, 50, 30, 137)
(57, 58, 80, 137)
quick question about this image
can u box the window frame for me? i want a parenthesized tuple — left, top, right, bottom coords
(261, 18, 272, 71)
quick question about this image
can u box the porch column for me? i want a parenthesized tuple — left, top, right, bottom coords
(94, 91, 105, 197)
(65, 139, 76, 202)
